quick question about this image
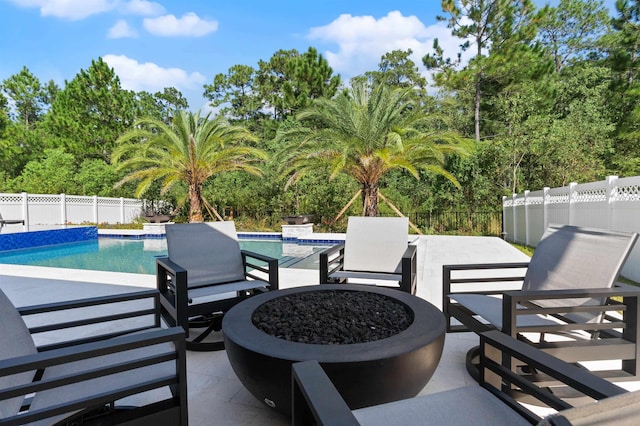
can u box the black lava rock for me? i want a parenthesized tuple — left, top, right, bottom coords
(251, 289, 413, 344)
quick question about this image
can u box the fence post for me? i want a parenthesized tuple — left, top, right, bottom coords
(568, 182, 577, 225)
(512, 193, 517, 243)
(524, 190, 530, 246)
(606, 175, 618, 230)
(120, 197, 125, 224)
(21, 192, 29, 228)
(543, 187, 550, 231)
(93, 196, 99, 224)
(60, 193, 67, 225)
(502, 196, 507, 239)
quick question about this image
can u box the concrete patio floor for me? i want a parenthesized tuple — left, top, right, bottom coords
(1, 235, 637, 424)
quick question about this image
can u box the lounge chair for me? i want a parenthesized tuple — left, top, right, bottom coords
(443, 224, 640, 380)
(0, 211, 24, 228)
(156, 221, 279, 351)
(292, 330, 637, 425)
(319, 216, 417, 294)
(0, 287, 188, 425)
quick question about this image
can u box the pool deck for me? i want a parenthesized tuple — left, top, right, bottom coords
(2, 234, 639, 424)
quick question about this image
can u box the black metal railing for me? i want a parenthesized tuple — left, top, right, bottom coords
(401, 211, 503, 236)
(231, 209, 503, 237)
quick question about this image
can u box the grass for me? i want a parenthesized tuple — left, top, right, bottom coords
(510, 243, 534, 257)
(618, 276, 640, 287)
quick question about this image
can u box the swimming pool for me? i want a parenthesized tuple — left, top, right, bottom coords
(0, 238, 331, 274)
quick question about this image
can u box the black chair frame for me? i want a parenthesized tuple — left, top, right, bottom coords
(443, 262, 640, 381)
(291, 330, 628, 425)
(319, 243, 417, 294)
(0, 289, 188, 426)
(157, 249, 279, 351)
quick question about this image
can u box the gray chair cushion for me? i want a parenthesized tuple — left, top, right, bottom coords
(539, 389, 640, 426)
(165, 221, 245, 288)
(523, 225, 636, 310)
(0, 288, 37, 419)
(450, 293, 559, 330)
(352, 386, 530, 426)
(187, 279, 270, 301)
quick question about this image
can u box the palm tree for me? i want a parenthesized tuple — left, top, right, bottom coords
(113, 110, 266, 222)
(276, 82, 470, 217)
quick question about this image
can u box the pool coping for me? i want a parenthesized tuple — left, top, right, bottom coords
(0, 226, 345, 258)
(98, 229, 345, 244)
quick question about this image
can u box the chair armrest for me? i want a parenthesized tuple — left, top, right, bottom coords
(156, 257, 189, 332)
(156, 256, 187, 280)
(443, 262, 530, 332)
(290, 330, 629, 425)
(443, 261, 530, 293)
(401, 244, 417, 294)
(0, 327, 187, 425)
(17, 289, 159, 315)
(479, 330, 627, 423)
(292, 360, 360, 426)
(502, 286, 640, 337)
(156, 256, 188, 296)
(17, 290, 163, 351)
(320, 243, 346, 284)
(241, 250, 279, 290)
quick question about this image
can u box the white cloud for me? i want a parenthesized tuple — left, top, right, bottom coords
(119, 0, 164, 16)
(308, 11, 472, 79)
(107, 19, 138, 38)
(7, 0, 116, 20)
(143, 12, 218, 37)
(103, 54, 206, 92)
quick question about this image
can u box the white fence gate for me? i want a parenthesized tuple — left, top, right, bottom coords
(0, 192, 144, 226)
(503, 175, 640, 282)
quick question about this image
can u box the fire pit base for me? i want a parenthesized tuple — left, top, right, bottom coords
(222, 284, 446, 417)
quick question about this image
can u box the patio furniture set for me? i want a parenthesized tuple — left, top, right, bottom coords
(2, 216, 640, 424)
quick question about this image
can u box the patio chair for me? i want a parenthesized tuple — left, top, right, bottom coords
(292, 330, 637, 425)
(319, 216, 417, 294)
(442, 224, 640, 381)
(157, 221, 279, 351)
(0, 211, 24, 228)
(0, 287, 188, 425)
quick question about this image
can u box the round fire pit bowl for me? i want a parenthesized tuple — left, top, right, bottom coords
(281, 214, 314, 225)
(222, 284, 446, 417)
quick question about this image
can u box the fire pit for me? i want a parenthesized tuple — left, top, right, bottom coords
(281, 214, 314, 225)
(222, 284, 445, 417)
(143, 214, 174, 223)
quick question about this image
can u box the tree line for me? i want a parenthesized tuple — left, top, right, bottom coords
(1, 0, 639, 232)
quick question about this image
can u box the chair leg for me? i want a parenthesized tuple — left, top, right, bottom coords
(185, 314, 226, 351)
(465, 345, 481, 382)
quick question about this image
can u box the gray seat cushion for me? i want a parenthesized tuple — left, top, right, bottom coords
(450, 293, 559, 330)
(27, 330, 175, 426)
(352, 386, 530, 426)
(539, 389, 640, 426)
(187, 279, 270, 301)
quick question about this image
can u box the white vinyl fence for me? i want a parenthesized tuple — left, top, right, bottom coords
(0, 192, 144, 226)
(503, 175, 640, 282)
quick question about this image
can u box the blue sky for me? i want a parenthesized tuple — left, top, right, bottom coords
(0, 0, 619, 111)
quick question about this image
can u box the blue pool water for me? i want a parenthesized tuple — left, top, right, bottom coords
(0, 238, 330, 274)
